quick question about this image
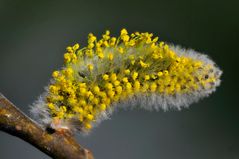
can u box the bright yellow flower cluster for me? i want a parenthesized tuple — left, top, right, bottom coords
(46, 29, 217, 131)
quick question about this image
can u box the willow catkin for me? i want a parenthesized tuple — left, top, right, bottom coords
(30, 29, 222, 133)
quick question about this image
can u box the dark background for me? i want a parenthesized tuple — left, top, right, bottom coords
(0, 0, 238, 158)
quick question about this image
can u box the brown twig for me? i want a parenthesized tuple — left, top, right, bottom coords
(0, 93, 94, 159)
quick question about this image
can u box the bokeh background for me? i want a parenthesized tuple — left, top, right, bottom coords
(0, 0, 238, 158)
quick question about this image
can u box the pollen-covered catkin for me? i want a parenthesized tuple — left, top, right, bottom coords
(30, 29, 222, 132)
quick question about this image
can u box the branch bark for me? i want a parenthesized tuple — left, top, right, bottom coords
(0, 93, 94, 159)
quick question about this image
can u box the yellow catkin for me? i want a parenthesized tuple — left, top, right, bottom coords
(44, 29, 221, 131)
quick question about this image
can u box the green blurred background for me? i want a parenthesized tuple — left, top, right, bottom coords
(0, 0, 238, 158)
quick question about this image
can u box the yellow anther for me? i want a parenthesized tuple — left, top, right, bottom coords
(52, 71, 60, 78)
(128, 39, 136, 46)
(159, 42, 164, 47)
(87, 114, 94, 120)
(134, 81, 141, 91)
(88, 33, 97, 43)
(116, 86, 122, 94)
(85, 123, 92, 130)
(108, 53, 114, 61)
(73, 43, 80, 50)
(100, 104, 106, 111)
(114, 80, 120, 86)
(102, 74, 109, 80)
(99, 91, 107, 98)
(150, 83, 157, 92)
(92, 98, 99, 105)
(93, 86, 100, 94)
(163, 70, 169, 76)
(79, 87, 87, 95)
(121, 34, 130, 42)
(87, 64, 94, 72)
(110, 73, 117, 81)
(79, 83, 86, 88)
(124, 69, 130, 75)
(118, 47, 124, 53)
(126, 82, 132, 89)
(64, 68, 73, 77)
(98, 52, 104, 59)
(151, 74, 157, 79)
(66, 46, 73, 52)
(139, 60, 149, 68)
(144, 75, 150, 81)
(68, 98, 77, 105)
(152, 37, 159, 42)
(122, 77, 128, 83)
(157, 71, 163, 77)
(64, 53, 71, 63)
(88, 43, 94, 49)
(47, 103, 55, 110)
(132, 72, 138, 80)
(110, 37, 117, 46)
(105, 83, 113, 90)
(86, 91, 93, 98)
(121, 28, 128, 35)
(74, 107, 83, 113)
(49, 85, 59, 94)
(103, 41, 109, 47)
(105, 30, 110, 35)
(79, 99, 87, 106)
(107, 90, 115, 98)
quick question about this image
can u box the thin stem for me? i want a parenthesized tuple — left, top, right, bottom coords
(0, 93, 94, 159)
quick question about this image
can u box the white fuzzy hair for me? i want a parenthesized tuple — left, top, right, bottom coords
(30, 93, 51, 127)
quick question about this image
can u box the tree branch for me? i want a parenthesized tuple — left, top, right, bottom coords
(0, 93, 94, 159)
